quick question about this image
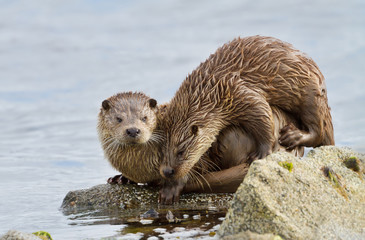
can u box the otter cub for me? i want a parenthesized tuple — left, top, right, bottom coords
(159, 36, 334, 203)
(97, 92, 163, 184)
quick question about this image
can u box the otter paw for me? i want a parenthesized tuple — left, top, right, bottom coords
(279, 123, 303, 150)
(158, 181, 185, 205)
(107, 174, 136, 185)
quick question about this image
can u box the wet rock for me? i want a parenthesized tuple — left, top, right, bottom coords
(61, 183, 233, 214)
(166, 210, 175, 223)
(219, 146, 365, 239)
(0, 230, 42, 240)
(61, 184, 155, 212)
(141, 208, 159, 218)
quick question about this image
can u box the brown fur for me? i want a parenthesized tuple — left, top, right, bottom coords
(184, 106, 304, 194)
(97, 92, 164, 183)
(159, 36, 334, 201)
(97, 92, 304, 196)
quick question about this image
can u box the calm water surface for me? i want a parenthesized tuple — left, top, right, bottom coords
(0, 0, 364, 239)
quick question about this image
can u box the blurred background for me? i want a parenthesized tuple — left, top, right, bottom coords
(0, 0, 364, 239)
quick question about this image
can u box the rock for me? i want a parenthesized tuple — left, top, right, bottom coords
(221, 230, 282, 240)
(0, 230, 41, 240)
(219, 146, 365, 239)
(61, 183, 233, 214)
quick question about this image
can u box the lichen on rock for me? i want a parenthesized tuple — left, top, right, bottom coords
(0, 230, 42, 240)
(219, 146, 365, 240)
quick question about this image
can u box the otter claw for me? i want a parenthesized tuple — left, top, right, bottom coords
(279, 123, 303, 149)
(159, 180, 185, 205)
(159, 188, 180, 204)
(107, 174, 136, 185)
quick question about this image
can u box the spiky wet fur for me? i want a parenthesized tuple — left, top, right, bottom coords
(162, 35, 334, 180)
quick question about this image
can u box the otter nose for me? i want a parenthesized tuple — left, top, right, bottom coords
(126, 128, 140, 137)
(162, 166, 175, 178)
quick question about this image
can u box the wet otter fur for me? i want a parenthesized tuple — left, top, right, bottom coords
(159, 106, 304, 203)
(97, 92, 164, 183)
(97, 92, 304, 201)
(159, 35, 334, 203)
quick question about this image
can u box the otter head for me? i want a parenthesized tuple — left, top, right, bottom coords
(98, 92, 158, 147)
(160, 122, 210, 180)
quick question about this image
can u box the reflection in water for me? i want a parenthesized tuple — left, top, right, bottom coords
(0, 0, 364, 239)
(64, 206, 226, 239)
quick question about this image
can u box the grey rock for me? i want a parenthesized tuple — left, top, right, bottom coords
(0, 230, 41, 240)
(219, 146, 365, 240)
(61, 183, 233, 214)
(221, 230, 283, 240)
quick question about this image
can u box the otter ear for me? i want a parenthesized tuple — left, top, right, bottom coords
(102, 100, 111, 111)
(191, 125, 199, 135)
(149, 98, 157, 108)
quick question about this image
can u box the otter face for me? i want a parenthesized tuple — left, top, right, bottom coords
(160, 124, 208, 180)
(98, 92, 158, 146)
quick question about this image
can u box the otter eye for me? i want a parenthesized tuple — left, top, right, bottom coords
(116, 117, 123, 123)
(141, 116, 147, 122)
(177, 151, 184, 157)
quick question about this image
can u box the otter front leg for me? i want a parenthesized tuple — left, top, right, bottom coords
(279, 88, 333, 149)
(234, 87, 275, 160)
(279, 115, 322, 150)
(158, 179, 186, 205)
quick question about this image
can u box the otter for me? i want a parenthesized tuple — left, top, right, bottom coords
(97, 92, 163, 184)
(158, 35, 334, 203)
(97, 92, 303, 202)
(159, 106, 304, 203)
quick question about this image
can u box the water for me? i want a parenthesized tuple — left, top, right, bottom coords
(0, 0, 364, 239)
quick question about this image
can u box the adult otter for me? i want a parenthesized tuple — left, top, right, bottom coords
(97, 92, 303, 198)
(159, 107, 304, 203)
(159, 36, 334, 203)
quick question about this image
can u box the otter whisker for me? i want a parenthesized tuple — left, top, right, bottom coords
(151, 135, 164, 144)
(144, 138, 154, 149)
(107, 141, 117, 157)
(148, 135, 160, 145)
(195, 170, 211, 191)
(102, 136, 116, 147)
(200, 156, 221, 173)
(191, 168, 210, 191)
(187, 169, 203, 190)
(104, 141, 115, 152)
(111, 142, 121, 158)
(150, 132, 165, 144)
(105, 139, 119, 152)
(188, 168, 201, 188)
